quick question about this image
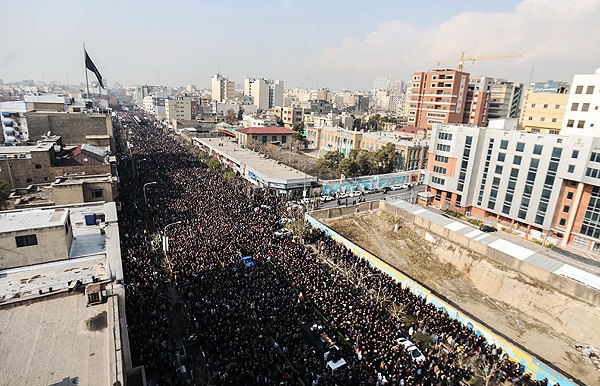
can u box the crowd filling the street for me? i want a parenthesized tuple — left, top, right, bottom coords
(115, 111, 560, 386)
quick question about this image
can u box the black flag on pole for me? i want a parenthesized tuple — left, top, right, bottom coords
(85, 50, 105, 89)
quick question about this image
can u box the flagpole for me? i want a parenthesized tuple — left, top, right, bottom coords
(83, 42, 90, 99)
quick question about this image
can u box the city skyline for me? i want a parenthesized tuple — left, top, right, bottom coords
(2, 0, 599, 90)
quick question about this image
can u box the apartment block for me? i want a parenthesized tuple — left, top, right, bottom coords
(560, 67, 600, 137)
(407, 69, 472, 134)
(211, 74, 235, 102)
(488, 81, 523, 120)
(426, 122, 600, 251)
(244, 78, 284, 111)
(166, 96, 193, 121)
(519, 81, 570, 134)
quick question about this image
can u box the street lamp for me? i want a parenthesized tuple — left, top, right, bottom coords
(163, 220, 183, 253)
(143, 181, 158, 206)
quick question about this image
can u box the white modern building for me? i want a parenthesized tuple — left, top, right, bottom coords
(244, 78, 284, 111)
(211, 74, 235, 102)
(560, 67, 600, 137)
(426, 122, 600, 250)
(142, 91, 168, 118)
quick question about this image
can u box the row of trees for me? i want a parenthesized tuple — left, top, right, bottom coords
(316, 142, 399, 178)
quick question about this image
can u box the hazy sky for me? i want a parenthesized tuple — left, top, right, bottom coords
(2, 0, 599, 90)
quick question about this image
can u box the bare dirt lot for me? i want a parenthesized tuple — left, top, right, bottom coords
(323, 209, 600, 386)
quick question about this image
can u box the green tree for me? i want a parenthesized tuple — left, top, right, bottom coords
(316, 151, 343, 175)
(337, 156, 360, 177)
(0, 180, 10, 209)
(374, 143, 398, 173)
(208, 157, 222, 171)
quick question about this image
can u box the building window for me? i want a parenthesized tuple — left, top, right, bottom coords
(26, 178, 33, 183)
(433, 166, 447, 174)
(528, 116, 533, 121)
(586, 86, 595, 94)
(91, 190, 104, 198)
(16, 234, 38, 248)
(436, 144, 451, 152)
(514, 155, 522, 165)
(572, 150, 579, 159)
(516, 142, 525, 152)
(262, 136, 267, 143)
(498, 153, 506, 162)
(495, 165, 503, 174)
(552, 118, 557, 123)
(563, 205, 570, 213)
(540, 117, 545, 122)
(438, 132, 453, 140)
(431, 176, 445, 185)
(500, 140, 508, 150)
(567, 191, 574, 200)
(533, 145, 543, 155)
(577, 120, 585, 128)
(555, 104, 560, 109)
(35, 164, 42, 169)
(567, 119, 574, 128)
(571, 103, 579, 111)
(575, 85, 584, 94)
(568, 164, 575, 173)
(435, 155, 449, 163)
(582, 103, 590, 112)
(559, 218, 567, 226)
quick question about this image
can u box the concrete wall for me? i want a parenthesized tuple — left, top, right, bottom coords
(378, 200, 600, 305)
(0, 225, 71, 269)
(25, 112, 112, 145)
(0, 150, 54, 190)
(305, 211, 577, 386)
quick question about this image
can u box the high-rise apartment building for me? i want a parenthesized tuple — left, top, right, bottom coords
(488, 81, 523, 120)
(519, 81, 570, 134)
(373, 77, 391, 91)
(426, 122, 600, 250)
(408, 69, 487, 134)
(165, 96, 193, 122)
(560, 67, 600, 137)
(211, 74, 234, 102)
(244, 78, 284, 111)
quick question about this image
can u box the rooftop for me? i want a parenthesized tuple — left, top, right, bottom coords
(362, 131, 429, 147)
(237, 126, 295, 135)
(195, 137, 315, 182)
(0, 208, 68, 233)
(0, 292, 112, 385)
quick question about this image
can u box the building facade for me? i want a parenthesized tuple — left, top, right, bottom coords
(519, 82, 570, 134)
(408, 69, 473, 134)
(560, 67, 600, 137)
(235, 127, 295, 147)
(488, 81, 523, 120)
(426, 122, 600, 251)
(1, 101, 29, 143)
(165, 96, 193, 121)
(244, 78, 284, 111)
(211, 74, 235, 102)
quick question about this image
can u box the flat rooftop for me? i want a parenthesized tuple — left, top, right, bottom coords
(0, 208, 68, 233)
(196, 137, 316, 182)
(0, 254, 108, 302)
(0, 293, 111, 386)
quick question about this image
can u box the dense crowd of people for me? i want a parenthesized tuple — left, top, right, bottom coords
(114, 111, 560, 385)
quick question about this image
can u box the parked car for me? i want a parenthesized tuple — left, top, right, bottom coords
(348, 191, 363, 197)
(320, 195, 335, 202)
(391, 184, 410, 190)
(479, 225, 497, 233)
(337, 192, 349, 199)
(274, 228, 292, 237)
(362, 187, 375, 194)
(378, 187, 391, 193)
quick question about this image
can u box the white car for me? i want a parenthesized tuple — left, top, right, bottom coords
(348, 191, 363, 197)
(391, 184, 409, 191)
(274, 228, 292, 237)
(337, 192, 349, 199)
(320, 195, 335, 202)
(396, 337, 426, 363)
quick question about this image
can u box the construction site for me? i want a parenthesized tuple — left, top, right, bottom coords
(310, 200, 600, 386)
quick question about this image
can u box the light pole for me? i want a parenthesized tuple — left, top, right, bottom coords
(163, 220, 182, 254)
(143, 181, 158, 207)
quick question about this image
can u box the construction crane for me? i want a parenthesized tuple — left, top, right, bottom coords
(436, 51, 522, 72)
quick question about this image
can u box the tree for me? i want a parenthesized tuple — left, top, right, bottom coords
(338, 156, 360, 177)
(0, 180, 10, 209)
(374, 143, 398, 173)
(316, 151, 343, 175)
(291, 121, 305, 143)
(225, 109, 237, 125)
(237, 108, 244, 121)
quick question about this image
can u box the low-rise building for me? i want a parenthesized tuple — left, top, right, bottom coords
(236, 127, 295, 147)
(519, 81, 570, 134)
(52, 173, 116, 206)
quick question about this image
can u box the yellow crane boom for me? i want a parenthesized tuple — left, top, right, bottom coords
(436, 51, 522, 71)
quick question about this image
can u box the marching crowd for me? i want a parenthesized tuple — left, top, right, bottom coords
(115, 112, 559, 386)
